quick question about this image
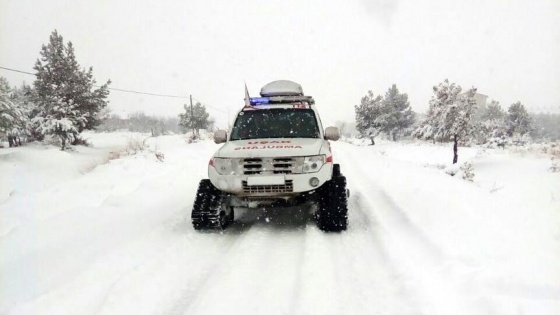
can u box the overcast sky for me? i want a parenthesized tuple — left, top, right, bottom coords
(1, 0, 559, 127)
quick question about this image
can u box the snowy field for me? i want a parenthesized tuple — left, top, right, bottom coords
(1, 132, 559, 315)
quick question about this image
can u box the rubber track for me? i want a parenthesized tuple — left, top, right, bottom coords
(191, 179, 224, 230)
(316, 176, 348, 232)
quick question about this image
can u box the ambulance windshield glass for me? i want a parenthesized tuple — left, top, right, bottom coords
(230, 109, 320, 140)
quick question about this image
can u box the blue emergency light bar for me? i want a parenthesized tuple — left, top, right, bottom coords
(249, 95, 314, 106)
(249, 97, 270, 105)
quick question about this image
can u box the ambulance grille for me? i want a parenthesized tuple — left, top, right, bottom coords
(242, 157, 296, 175)
(242, 180, 294, 194)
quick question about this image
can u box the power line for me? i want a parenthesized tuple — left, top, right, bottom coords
(0, 66, 34, 76)
(1, 65, 229, 113)
(1, 65, 192, 98)
(192, 96, 228, 113)
(106, 87, 190, 99)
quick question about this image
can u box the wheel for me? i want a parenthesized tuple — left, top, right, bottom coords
(316, 176, 348, 232)
(191, 179, 230, 230)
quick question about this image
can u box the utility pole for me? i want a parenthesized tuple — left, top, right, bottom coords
(190, 94, 195, 138)
(227, 106, 231, 129)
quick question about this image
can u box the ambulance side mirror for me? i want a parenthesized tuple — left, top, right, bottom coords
(214, 130, 227, 144)
(324, 127, 340, 141)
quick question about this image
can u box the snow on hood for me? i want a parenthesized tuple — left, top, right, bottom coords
(215, 138, 326, 158)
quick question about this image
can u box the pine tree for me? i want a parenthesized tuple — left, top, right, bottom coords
(178, 102, 211, 137)
(33, 30, 111, 149)
(506, 101, 532, 137)
(379, 84, 415, 141)
(0, 77, 15, 143)
(481, 100, 505, 121)
(413, 79, 477, 163)
(10, 83, 41, 142)
(0, 78, 26, 147)
(474, 99, 507, 144)
(354, 91, 383, 145)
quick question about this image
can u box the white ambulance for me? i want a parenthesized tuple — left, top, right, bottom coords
(191, 80, 348, 232)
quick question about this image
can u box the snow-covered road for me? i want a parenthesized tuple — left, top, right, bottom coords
(1, 134, 559, 314)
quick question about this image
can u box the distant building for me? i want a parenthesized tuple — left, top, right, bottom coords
(472, 92, 488, 111)
(460, 91, 488, 114)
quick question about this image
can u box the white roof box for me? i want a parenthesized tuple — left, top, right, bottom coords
(260, 80, 304, 97)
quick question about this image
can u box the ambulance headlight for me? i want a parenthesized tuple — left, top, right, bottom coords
(302, 155, 325, 173)
(213, 158, 235, 175)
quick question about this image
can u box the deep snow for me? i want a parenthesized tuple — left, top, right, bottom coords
(0, 133, 559, 315)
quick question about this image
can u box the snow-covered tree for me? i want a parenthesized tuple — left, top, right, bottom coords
(354, 91, 383, 145)
(531, 113, 560, 141)
(355, 86, 415, 143)
(460, 162, 475, 181)
(413, 79, 477, 163)
(378, 84, 415, 141)
(10, 82, 42, 142)
(0, 78, 27, 147)
(0, 78, 15, 141)
(34, 95, 83, 150)
(506, 101, 532, 137)
(480, 100, 505, 121)
(33, 30, 111, 149)
(474, 99, 507, 144)
(179, 102, 212, 137)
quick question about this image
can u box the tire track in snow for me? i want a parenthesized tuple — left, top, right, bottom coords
(93, 220, 256, 315)
(335, 143, 501, 315)
(90, 146, 310, 315)
(290, 192, 419, 315)
(337, 193, 422, 315)
(290, 223, 344, 315)
(163, 221, 264, 315)
(92, 205, 281, 315)
(178, 209, 309, 315)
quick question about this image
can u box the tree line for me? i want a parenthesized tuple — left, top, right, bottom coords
(98, 112, 182, 135)
(1, 30, 215, 149)
(0, 30, 110, 149)
(355, 79, 560, 164)
(97, 108, 214, 137)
